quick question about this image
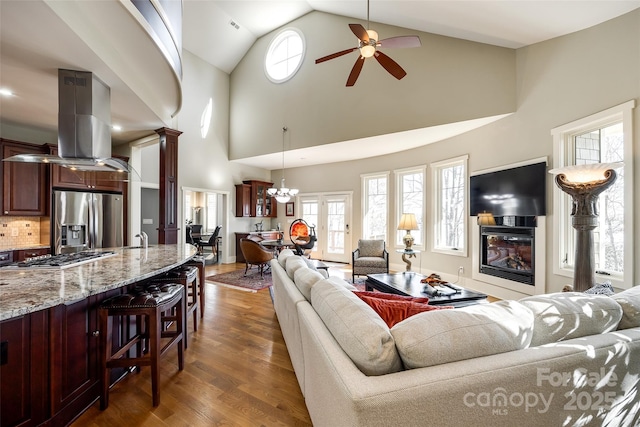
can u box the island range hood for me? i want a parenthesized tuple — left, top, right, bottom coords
(3, 69, 138, 178)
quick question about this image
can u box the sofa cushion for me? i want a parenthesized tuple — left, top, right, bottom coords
(611, 286, 640, 329)
(391, 301, 534, 369)
(285, 255, 308, 281)
(278, 248, 295, 268)
(325, 276, 357, 291)
(354, 292, 451, 328)
(311, 279, 403, 376)
(294, 267, 325, 301)
(519, 292, 623, 346)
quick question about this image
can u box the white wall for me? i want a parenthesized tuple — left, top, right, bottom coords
(176, 50, 276, 260)
(233, 9, 640, 294)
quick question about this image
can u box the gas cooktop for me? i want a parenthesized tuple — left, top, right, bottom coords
(1, 251, 117, 270)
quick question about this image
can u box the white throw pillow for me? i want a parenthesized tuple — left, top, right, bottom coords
(391, 301, 534, 369)
(519, 292, 623, 346)
(311, 279, 403, 376)
(294, 267, 325, 301)
(285, 256, 308, 281)
(278, 249, 295, 268)
(611, 286, 640, 329)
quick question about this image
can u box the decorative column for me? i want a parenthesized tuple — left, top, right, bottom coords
(155, 127, 182, 244)
(551, 163, 621, 292)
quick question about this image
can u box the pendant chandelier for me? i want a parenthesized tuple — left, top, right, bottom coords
(268, 126, 298, 203)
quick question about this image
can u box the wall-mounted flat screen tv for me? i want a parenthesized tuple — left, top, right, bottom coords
(470, 161, 547, 217)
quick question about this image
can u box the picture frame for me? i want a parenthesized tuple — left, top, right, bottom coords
(285, 202, 294, 216)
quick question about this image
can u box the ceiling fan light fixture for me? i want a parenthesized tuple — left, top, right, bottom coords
(360, 45, 376, 58)
(366, 29, 378, 42)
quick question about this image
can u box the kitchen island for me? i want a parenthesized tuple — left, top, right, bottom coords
(0, 244, 197, 321)
(0, 244, 197, 427)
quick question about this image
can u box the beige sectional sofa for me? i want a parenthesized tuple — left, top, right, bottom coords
(270, 250, 640, 426)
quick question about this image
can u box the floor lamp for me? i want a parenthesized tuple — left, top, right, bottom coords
(549, 162, 622, 292)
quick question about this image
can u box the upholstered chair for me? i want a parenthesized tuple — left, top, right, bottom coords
(239, 238, 275, 278)
(352, 239, 389, 282)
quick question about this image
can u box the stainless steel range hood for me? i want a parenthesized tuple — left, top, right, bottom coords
(3, 69, 139, 179)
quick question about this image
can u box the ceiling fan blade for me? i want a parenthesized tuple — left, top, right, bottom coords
(378, 35, 421, 49)
(349, 23, 369, 42)
(374, 51, 407, 80)
(346, 56, 365, 87)
(316, 47, 358, 64)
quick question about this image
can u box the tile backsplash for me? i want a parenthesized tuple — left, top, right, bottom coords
(0, 217, 49, 247)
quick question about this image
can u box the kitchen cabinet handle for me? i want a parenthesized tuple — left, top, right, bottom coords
(92, 331, 100, 337)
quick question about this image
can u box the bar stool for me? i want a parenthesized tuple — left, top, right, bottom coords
(185, 256, 206, 317)
(99, 282, 185, 408)
(151, 265, 199, 348)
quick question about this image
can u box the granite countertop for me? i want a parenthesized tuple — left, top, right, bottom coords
(0, 244, 197, 321)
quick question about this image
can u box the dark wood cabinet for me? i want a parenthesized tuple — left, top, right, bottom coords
(1, 139, 48, 216)
(235, 180, 277, 217)
(15, 248, 50, 262)
(0, 311, 49, 427)
(49, 146, 126, 193)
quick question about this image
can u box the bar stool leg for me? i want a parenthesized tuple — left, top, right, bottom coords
(150, 308, 161, 407)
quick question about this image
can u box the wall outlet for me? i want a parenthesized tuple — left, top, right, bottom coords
(458, 266, 464, 274)
(142, 218, 153, 225)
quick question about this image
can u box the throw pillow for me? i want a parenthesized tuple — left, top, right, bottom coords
(354, 290, 430, 304)
(611, 286, 640, 329)
(519, 292, 623, 346)
(391, 300, 534, 369)
(353, 292, 449, 328)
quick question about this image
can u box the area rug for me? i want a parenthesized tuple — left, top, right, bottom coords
(206, 269, 272, 292)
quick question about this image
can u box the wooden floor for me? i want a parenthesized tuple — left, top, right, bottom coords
(72, 262, 316, 427)
(72, 262, 495, 426)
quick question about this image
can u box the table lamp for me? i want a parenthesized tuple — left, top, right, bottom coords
(549, 162, 622, 292)
(397, 213, 418, 251)
(477, 211, 496, 226)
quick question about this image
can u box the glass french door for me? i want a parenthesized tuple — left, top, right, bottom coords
(298, 193, 351, 263)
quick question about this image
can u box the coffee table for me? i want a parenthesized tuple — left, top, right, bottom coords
(366, 273, 488, 307)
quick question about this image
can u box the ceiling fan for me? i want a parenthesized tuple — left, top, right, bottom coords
(315, 0, 421, 87)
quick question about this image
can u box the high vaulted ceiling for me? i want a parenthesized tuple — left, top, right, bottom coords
(185, 1, 640, 73)
(1, 1, 639, 168)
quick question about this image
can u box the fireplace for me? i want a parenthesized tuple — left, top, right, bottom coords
(480, 225, 535, 285)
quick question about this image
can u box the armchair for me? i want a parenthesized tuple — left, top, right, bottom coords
(239, 238, 275, 278)
(352, 239, 389, 282)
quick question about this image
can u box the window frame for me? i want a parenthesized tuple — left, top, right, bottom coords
(361, 171, 389, 241)
(551, 100, 635, 290)
(394, 166, 426, 249)
(264, 27, 305, 84)
(431, 155, 468, 257)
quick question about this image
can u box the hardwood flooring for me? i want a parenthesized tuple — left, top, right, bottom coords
(72, 262, 314, 427)
(72, 261, 495, 426)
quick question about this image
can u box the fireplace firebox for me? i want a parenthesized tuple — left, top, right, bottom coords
(480, 226, 535, 285)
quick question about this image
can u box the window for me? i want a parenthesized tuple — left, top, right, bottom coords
(264, 28, 305, 83)
(551, 100, 635, 289)
(431, 156, 468, 256)
(206, 193, 218, 232)
(185, 192, 192, 223)
(395, 167, 425, 247)
(361, 172, 389, 240)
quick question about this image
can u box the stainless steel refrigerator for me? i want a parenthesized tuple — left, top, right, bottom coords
(52, 190, 123, 254)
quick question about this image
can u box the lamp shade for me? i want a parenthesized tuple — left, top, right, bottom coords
(397, 213, 418, 231)
(477, 212, 496, 226)
(549, 162, 623, 184)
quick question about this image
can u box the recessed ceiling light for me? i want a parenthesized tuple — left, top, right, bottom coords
(112, 124, 122, 131)
(0, 88, 14, 97)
